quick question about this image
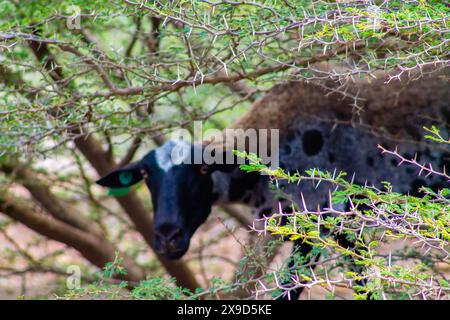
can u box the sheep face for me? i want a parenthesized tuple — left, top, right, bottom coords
(96, 140, 230, 260)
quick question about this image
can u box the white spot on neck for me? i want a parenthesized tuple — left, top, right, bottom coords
(155, 140, 191, 172)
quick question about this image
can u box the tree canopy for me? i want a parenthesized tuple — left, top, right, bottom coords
(1, 0, 448, 156)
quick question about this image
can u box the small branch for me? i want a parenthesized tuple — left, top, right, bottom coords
(0, 195, 144, 283)
(119, 136, 142, 166)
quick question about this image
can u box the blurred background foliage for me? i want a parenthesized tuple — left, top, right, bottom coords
(0, 0, 448, 299)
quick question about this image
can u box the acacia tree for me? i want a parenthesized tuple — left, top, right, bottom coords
(0, 1, 448, 299)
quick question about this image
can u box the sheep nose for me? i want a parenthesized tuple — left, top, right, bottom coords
(155, 225, 184, 249)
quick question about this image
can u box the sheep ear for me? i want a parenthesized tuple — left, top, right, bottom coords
(96, 161, 146, 188)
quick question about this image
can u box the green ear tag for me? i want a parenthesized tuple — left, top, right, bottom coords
(119, 171, 133, 186)
(108, 187, 131, 197)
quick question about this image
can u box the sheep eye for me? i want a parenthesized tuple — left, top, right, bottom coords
(140, 169, 149, 179)
(199, 165, 210, 175)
